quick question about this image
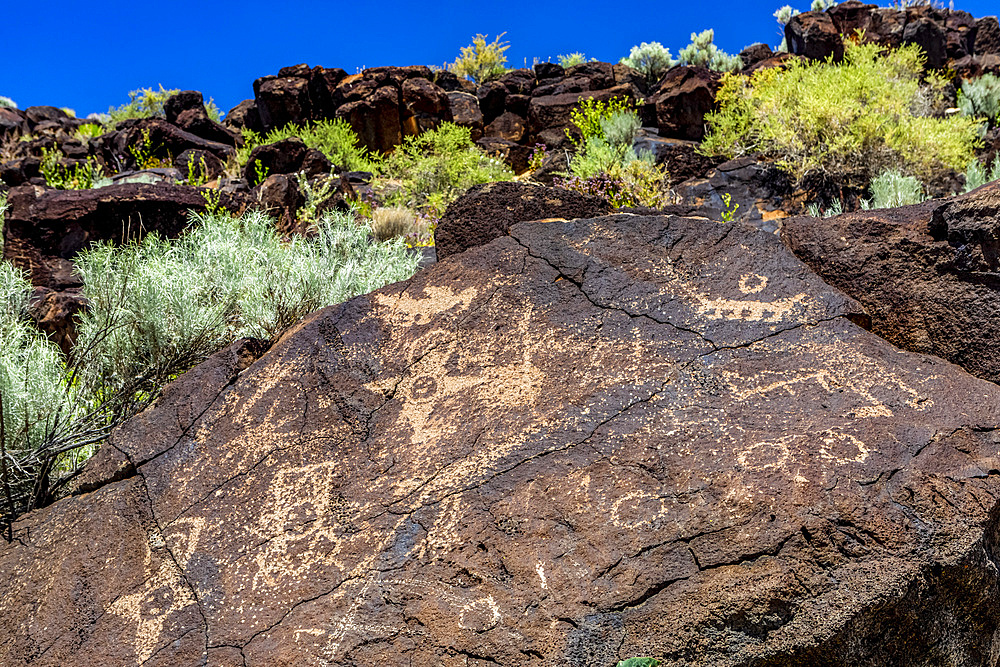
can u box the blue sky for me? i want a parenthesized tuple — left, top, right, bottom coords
(4, 0, 997, 117)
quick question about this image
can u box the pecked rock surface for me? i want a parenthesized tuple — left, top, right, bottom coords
(3, 214, 1000, 666)
(782, 180, 1000, 385)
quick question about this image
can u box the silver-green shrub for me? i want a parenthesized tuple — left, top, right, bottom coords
(1, 207, 419, 529)
(620, 42, 676, 86)
(860, 169, 926, 209)
(0, 263, 81, 519)
(678, 29, 743, 73)
(963, 155, 1000, 193)
(958, 74, 1000, 126)
(0, 96, 16, 109)
(73, 208, 419, 397)
(558, 53, 589, 68)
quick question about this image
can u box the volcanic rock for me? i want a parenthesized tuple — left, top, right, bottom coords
(651, 67, 721, 141)
(781, 180, 1000, 384)
(786, 11, 845, 61)
(4, 212, 1000, 665)
(435, 181, 609, 259)
(446, 91, 484, 140)
(3, 183, 205, 290)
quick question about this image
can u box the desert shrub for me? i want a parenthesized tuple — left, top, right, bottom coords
(860, 168, 926, 209)
(107, 85, 180, 125)
(811, 0, 836, 10)
(701, 41, 983, 184)
(678, 29, 743, 72)
(73, 208, 419, 398)
(0, 262, 86, 526)
(620, 42, 676, 86)
(73, 122, 105, 142)
(962, 155, 1000, 193)
(616, 659, 660, 667)
(773, 5, 801, 51)
(378, 122, 514, 216)
(0, 96, 16, 109)
(449, 33, 509, 83)
(239, 118, 376, 172)
(108, 85, 221, 127)
(957, 74, 1000, 126)
(559, 98, 671, 208)
(39, 148, 104, 189)
(558, 53, 589, 68)
(807, 198, 843, 217)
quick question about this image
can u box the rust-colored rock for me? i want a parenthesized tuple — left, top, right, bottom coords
(782, 180, 1000, 385)
(651, 67, 721, 141)
(4, 212, 1000, 665)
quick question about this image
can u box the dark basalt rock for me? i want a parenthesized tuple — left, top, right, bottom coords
(782, 180, 1000, 385)
(786, 11, 845, 62)
(242, 137, 308, 186)
(651, 66, 722, 141)
(446, 91, 484, 140)
(435, 181, 610, 259)
(100, 118, 235, 169)
(4, 213, 1000, 665)
(3, 183, 206, 290)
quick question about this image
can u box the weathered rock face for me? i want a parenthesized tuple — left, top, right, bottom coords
(781, 180, 1000, 385)
(4, 213, 1000, 666)
(651, 67, 721, 142)
(435, 181, 609, 259)
(3, 183, 206, 290)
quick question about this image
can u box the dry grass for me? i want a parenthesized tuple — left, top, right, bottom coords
(371, 206, 418, 241)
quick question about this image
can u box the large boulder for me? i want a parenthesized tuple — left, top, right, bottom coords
(4, 213, 1000, 665)
(446, 91, 484, 140)
(435, 181, 609, 259)
(100, 118, 235, 169)
(785, 11, 845, 61)
(976, 16, 1000, 55)
(336, 85, 402, 154)
(781, 181, 1000, 385)
(651, 67, 722, 141)
(2, 183, 205, 290)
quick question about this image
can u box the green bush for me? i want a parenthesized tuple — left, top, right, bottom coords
(811, 0, 836, 10)
(558, 98, 671, 208)
(962, 155, 1000, 193)
(378, 122, 515, 216)
(0, 96, 16, 109)
(558, 53, 589, 68)
(620, 42, 676, 86)
(860, 168, 926, 209)
(958, 73, 1000, 126)
(701, 41, 983, 184)
(678, 29, 743, 72)
(39, 147, 104, 190)
(239, 118, 376, 172)
(449, 33, 509, 83)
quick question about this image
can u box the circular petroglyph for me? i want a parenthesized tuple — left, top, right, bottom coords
(737, 438, 792, 471)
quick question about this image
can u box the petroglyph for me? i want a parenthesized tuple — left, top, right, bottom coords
(106, 529, 197, 663)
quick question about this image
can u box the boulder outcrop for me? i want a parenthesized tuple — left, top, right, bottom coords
(4, 213, 1000, 665)
(782, 180, 1000, 385)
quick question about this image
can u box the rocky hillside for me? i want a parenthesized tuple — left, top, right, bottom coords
(3, 1, 1000, 665)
